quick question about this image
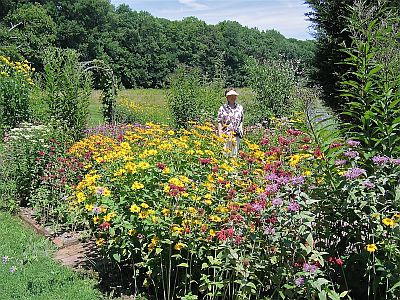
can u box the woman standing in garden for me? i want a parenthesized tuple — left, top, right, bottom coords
(217, 88, 244, 157)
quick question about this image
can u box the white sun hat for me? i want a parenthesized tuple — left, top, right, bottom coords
(226, 90, 239, 96)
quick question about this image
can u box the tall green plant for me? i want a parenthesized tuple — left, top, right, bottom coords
(168, 66, 222, 127)
(246, 58, 298, 121)
(0, 55, 33, 136)
(341, 0, 400, 157)
(42, 48, 91, 138)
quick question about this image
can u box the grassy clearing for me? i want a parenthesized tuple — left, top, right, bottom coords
(90, 88, 257, 127)
(0, 211, 102, 300)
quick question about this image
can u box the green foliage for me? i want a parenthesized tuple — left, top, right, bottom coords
(167, 66, 223, 127)
(4, 3, 56, 67)
(246, 58, 298, 122)
(1, 123, 67, 207)
(0, 1, 315, 89)
(42, 48, 91, 138)
(115, 91, 174, 126)
(0, 211, 101, 300)
(0, 56, 33, 136)
(341, 1, 400, 156)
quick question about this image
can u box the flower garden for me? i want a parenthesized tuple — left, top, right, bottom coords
(1, 3, 400, 297)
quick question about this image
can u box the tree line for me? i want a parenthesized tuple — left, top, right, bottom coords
(0, 0, 316, 89)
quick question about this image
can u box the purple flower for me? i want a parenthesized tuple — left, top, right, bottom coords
(251, 203, 264, 212)
(265, 184, 279, 194)
(92, 206, 102, 214)
(263, 225, 276, 235)
(9, 266, 17, 273)
(295, 277, 305, 287)
(344, 150, 359, 159)
(347, 140, 361, 147)
(303, 263, 318, 273)
(95, 186, 105, 195)
(372, 155, 390, 166)
(391, 158, 400, 165)
(272, 197, 283, 207)
(344, 167, 366, 180)
(275, 176, 290, 186)
(287, 201, 300, 213)
(2, 256, 8, 264)
(291, 176, 305, 186)
(266, 173, 279, 181)
(258, 192, 268, 201)
(335, 159, 347, 166)
(362, 180, 375, 189)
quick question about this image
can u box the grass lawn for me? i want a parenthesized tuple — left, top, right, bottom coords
(0, 211, 102, 300)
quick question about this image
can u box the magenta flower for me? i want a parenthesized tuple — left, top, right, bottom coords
(344, 167, 366, 180)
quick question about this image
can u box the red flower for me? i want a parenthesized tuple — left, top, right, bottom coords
(212, 165, 219, 173)
(216, 230, 227, 241)
(313, 146, 323, 158)
(99, 222, 110, 230)
(260, 137, 269, 146)
(199, 157, 211, 165)
(226, 227, 234, 238)
(38, 150, 45, 156)
(242, 169, 249, 176)
(288, 129, 303, 136)
(156, 162, 166, 170)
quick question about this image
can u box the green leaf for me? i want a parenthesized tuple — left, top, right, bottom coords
(112, 253, 121, 263)
(177, 263, 189, 268)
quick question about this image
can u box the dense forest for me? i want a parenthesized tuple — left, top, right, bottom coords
(0, 0, 315, 88)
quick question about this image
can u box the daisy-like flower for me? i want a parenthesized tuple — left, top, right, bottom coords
(366, 244, 377, 253)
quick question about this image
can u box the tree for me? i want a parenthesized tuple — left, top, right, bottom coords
(306, 0, 399, 112)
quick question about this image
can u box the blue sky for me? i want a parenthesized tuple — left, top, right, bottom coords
(110, 0, 314, 40)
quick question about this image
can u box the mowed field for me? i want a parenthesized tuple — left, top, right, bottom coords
(89, 88, 257, 127)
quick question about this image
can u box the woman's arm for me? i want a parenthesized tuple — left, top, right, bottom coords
(218, 122, 223, 137)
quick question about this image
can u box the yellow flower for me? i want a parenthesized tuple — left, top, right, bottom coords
(96, 238, 105, 247)
(168, 130, 175, 135)
(289, 154, 301, 167)
(137, 161, 150, 169)
(130, 204, 141, 213)
(93, 216, 100, 224)
(141, 202, 149, 209)
(366, 244, 377, 253)
(187, 207, 197, 214)
(162, 167, 170, 174)
(100, 206, 107, 213)
(174, 242, 185, 251)
(210, 215, 222, 222)
(172, 225, 184, 235)
(209, 229, 216, 237)
(103, 187, 111, 197)
(204, 199, 212, 205)
(138, 211, 148, 219)
(151, 216, 158, 223)
(394, 213, 400, 219)
(132, 181, 144, 190)
(162, 208, 170, 216)
(382, 218, 396, 228)
(175, 209, 183, 217)
(128, 229, 137, 236)
(303, 170, 312, 177)
(76, 192, 86, 203)
(85, 204, 94, 212)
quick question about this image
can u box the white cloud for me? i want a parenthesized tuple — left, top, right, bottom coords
(178, 0, 207, 10)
